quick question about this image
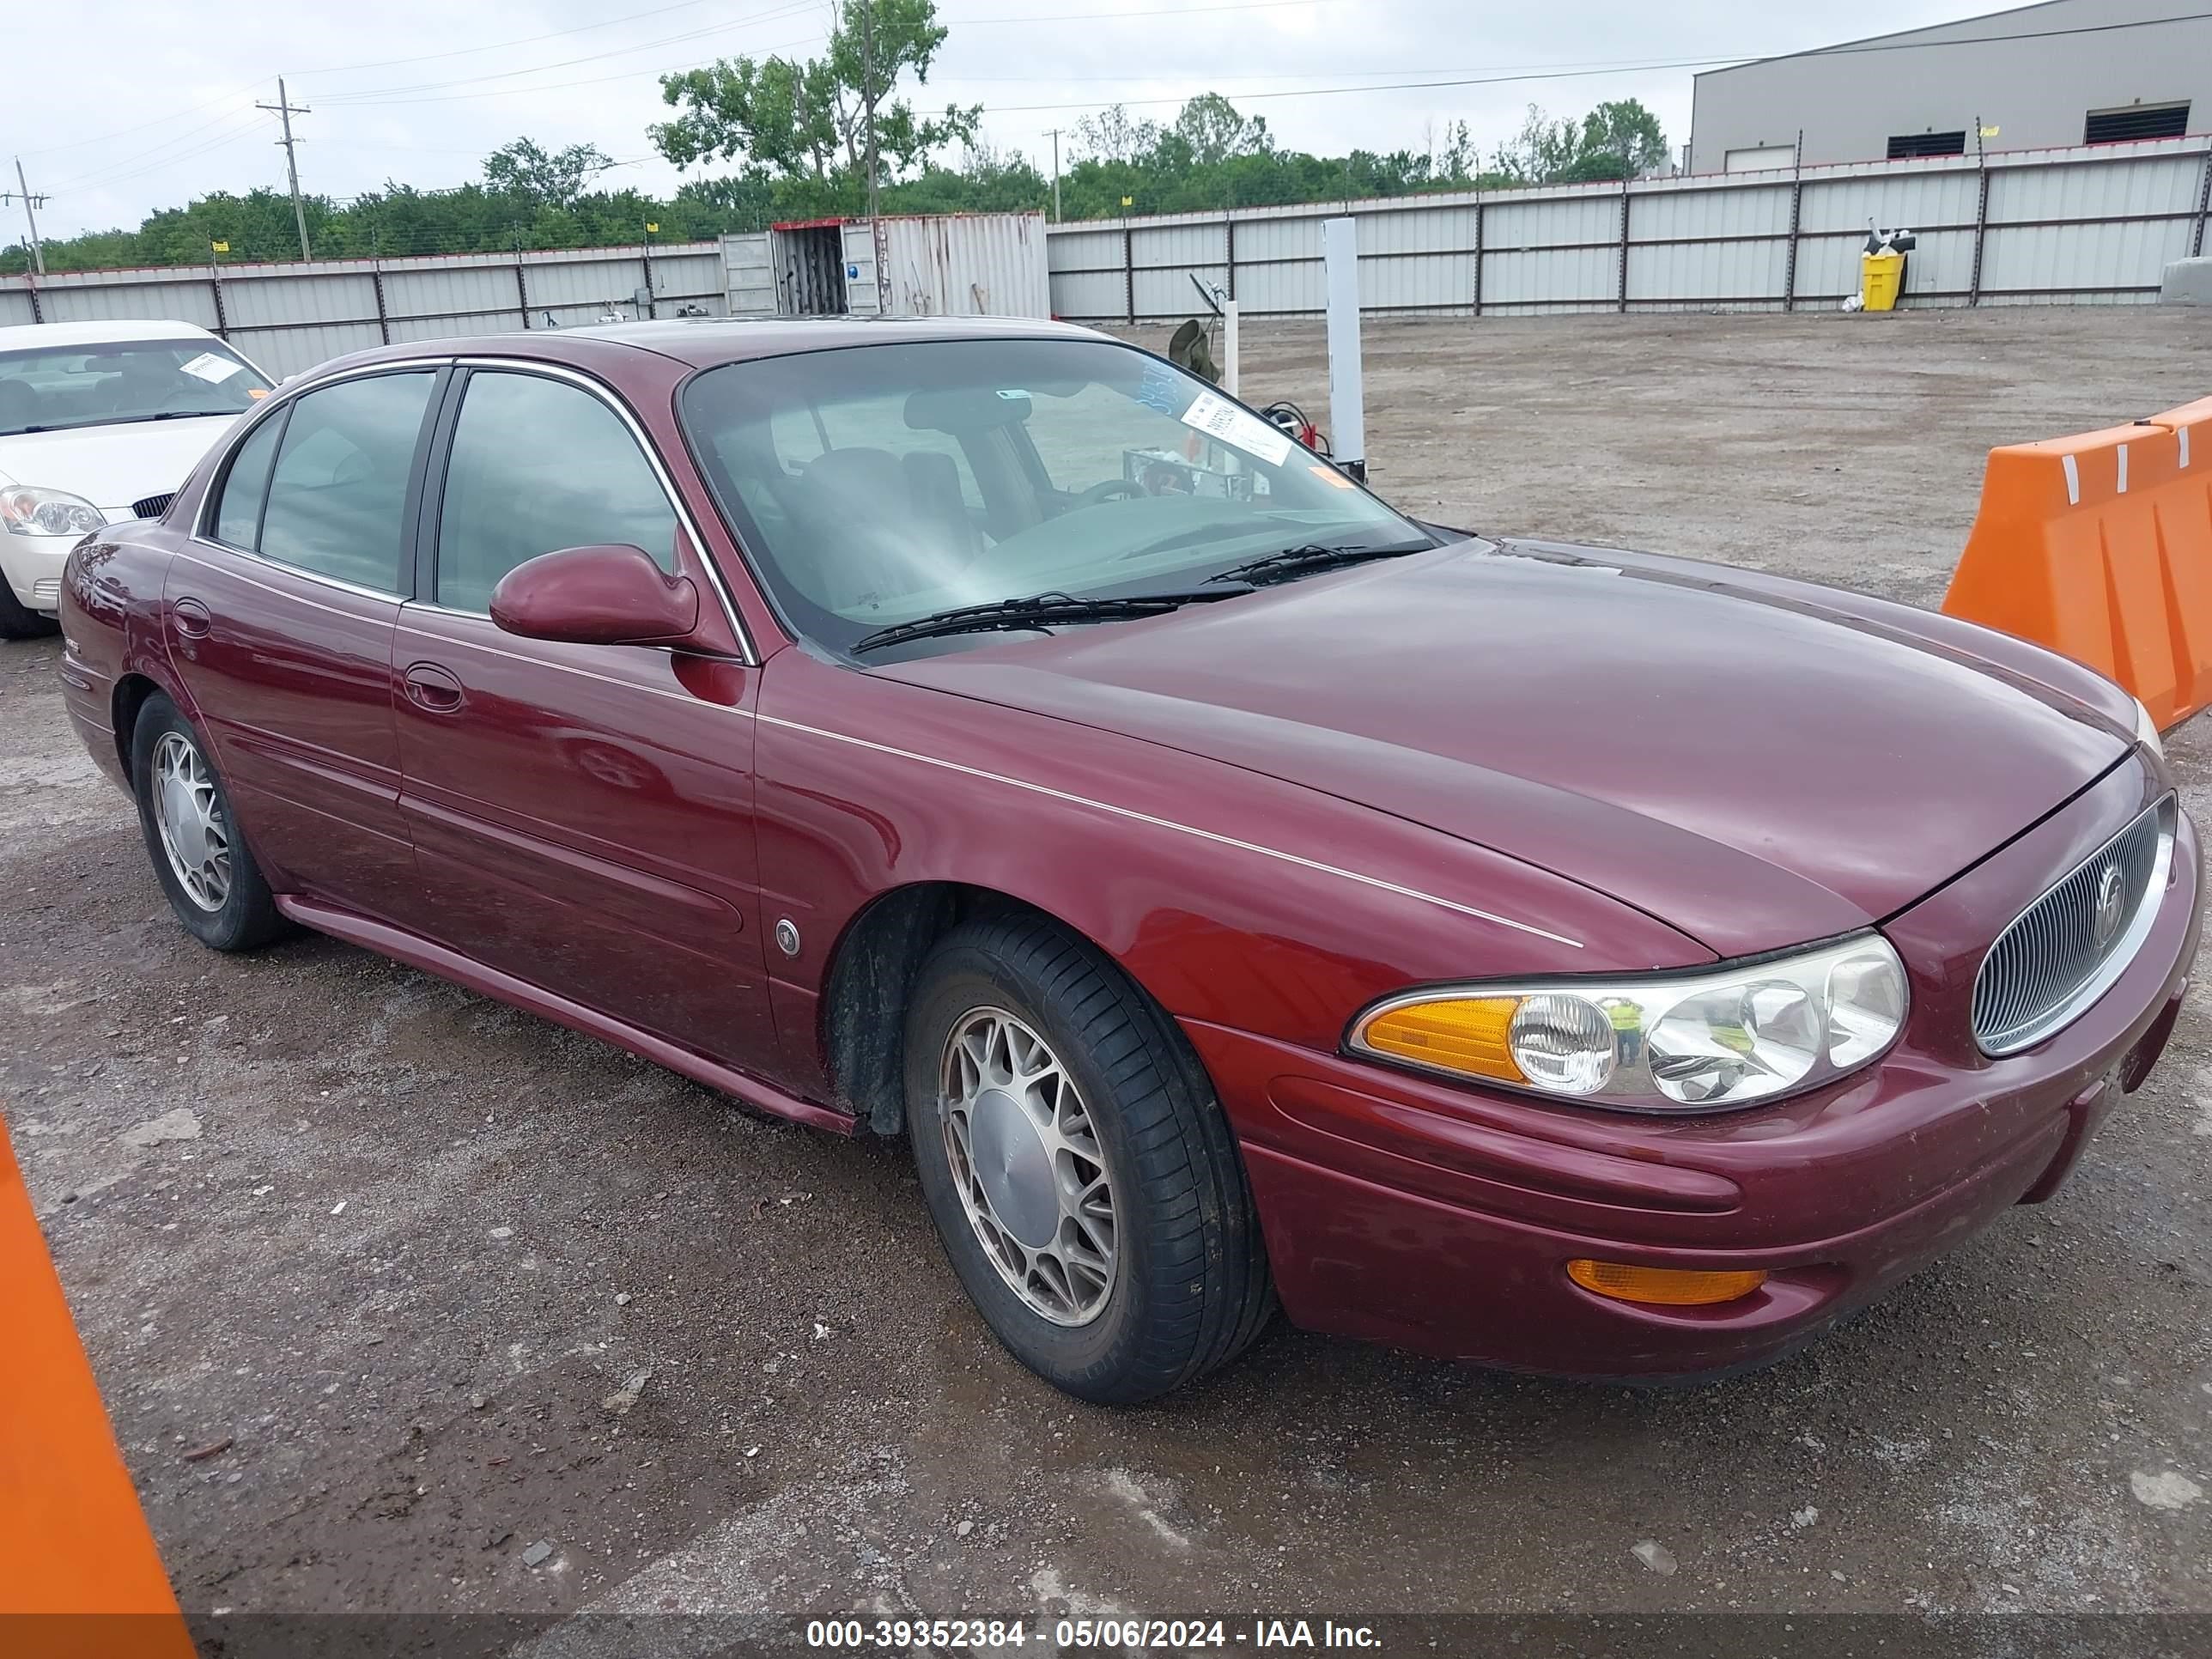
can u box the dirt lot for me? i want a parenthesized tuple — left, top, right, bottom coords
(6, 307, 2212, 1646)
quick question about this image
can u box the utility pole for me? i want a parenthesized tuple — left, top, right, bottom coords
(7, 158, 47, 278)
(1046, 128, 1063, 222)
(858, 0, 880, 223)
(258, 78, 313, 261)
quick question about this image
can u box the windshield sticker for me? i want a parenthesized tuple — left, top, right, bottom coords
(179, 352, 245, 385)
(1308, 462, 1356, 489)
(1179, 390, 1291, 467)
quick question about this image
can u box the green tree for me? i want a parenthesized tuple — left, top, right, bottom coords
(1170, 93, 1271, 167)
(1490, 98, 1669, 185)
(1571, 99, 1671, 179)
(481, 138, 617, 209)
(1072, 105, 1162, 165)
(650, 0, 978, 189)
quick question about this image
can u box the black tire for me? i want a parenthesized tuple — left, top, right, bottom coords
(130, 693, 287, 951)
(0, 581, 59, 641)
(906, 913, 1275, 1403)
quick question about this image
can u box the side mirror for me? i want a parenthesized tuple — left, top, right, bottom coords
(489, 544, 701, 647)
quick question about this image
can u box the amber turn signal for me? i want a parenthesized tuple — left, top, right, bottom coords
(1565, 1259, 1767, 1307)
(1357, 995, 1524, 1082)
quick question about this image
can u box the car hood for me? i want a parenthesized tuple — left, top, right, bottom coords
(0, 415, 245, 514)
(878, 538, 2131, 957)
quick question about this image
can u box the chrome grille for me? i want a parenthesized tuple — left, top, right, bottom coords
(1972, 796, 2175, 1055)
(131, 491, 177, 521)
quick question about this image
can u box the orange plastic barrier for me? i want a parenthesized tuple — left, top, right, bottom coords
(0, 1118, 196, 1658)
(1942, 397, 2212, 729)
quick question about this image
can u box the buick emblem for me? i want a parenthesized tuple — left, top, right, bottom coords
(2091, 863, 2126, 950)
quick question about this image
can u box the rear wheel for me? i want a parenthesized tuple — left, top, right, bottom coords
(130, 694, 286, 951)
(906, 913, 1274, 1403)
(0, 582, 58, 641)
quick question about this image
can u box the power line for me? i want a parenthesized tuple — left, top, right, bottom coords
(292, 0, 721, 79)
(312, 0, 820, 105)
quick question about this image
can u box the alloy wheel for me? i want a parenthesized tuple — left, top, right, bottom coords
(939, 1006, 1119, 1326)
(151, 731, 231, 912)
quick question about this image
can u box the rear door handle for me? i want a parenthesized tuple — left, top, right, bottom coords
(403, 661, 465, 714)
(172, 597, 211, 640)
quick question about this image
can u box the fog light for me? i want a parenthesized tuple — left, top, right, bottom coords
(1566, 1259, 1767, 1306)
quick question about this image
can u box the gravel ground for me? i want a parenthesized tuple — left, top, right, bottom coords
(4, 307, 2212, 1645)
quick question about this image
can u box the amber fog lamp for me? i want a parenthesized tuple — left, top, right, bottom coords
(1566, 1260, 1767, 1307)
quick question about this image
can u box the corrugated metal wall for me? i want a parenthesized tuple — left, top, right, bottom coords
(0, 242, 729, 378)
(1049, 134, 2212, 321)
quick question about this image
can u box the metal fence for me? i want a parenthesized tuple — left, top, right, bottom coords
(7, 131, 2207, 379)
(1046, 132, 2212, 321)
(0, 242, 728, 378)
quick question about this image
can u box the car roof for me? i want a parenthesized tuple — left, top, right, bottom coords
(303, 313, 1107, 381)
(0, 318, 225, 352)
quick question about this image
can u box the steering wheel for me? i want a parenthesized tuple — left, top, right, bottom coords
(1074, 478, 1143, 506)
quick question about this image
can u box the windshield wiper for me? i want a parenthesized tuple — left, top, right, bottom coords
(851, 587, 1247, 653)
(1206, 539, 1436, 587)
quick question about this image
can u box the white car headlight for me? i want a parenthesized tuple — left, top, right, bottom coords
(2133, 696, 2163, 759)
(1, 485, 106, 538)
(1349, 933, 1910, 1113)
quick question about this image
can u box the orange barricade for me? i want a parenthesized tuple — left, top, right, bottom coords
(0, 1118, 196, 1659)
(1942, 397, 2212, 730)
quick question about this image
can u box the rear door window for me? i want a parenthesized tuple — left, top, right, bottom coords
(256, 372, 437, 592)
(210, 412, 287, 550)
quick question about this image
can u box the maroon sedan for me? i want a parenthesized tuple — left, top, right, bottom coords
(57, 319, 2198, 1403)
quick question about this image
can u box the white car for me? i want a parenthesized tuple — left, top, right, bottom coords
(0, 319, 273, 639)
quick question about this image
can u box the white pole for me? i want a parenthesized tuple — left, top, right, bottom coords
(1221, 298, 1239, 398)
(1322, 216, 1365, 479)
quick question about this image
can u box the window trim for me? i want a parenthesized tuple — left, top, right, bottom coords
(441, 358, 757, 665)
(191, 357, 452, 603)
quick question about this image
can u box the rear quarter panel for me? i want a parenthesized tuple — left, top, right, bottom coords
(58, 521, 186, 790)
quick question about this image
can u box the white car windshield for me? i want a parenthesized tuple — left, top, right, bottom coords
(0, 341, 272, 436)
(678, 337, 1428, 654)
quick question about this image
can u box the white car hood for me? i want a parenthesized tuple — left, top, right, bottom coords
(0, 415, 245, 514)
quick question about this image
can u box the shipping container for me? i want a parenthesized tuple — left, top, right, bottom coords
(721, 212, 1051, 320)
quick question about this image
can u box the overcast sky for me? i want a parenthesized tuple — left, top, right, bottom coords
(15, 0, 2009, 242)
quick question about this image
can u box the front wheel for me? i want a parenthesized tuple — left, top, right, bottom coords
(906, 914, 1274, 1403)
(0, 580, 58, 641)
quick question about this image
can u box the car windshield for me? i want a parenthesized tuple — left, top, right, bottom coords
(0, 340, 272, 436)
(678, 337, 1429, 653)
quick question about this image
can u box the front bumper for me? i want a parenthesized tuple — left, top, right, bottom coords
(0, 532, 74, 613)
(1188, 762, 2200, 1379)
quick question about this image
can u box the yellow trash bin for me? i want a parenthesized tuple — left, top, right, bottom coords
(1861, 251, 1905, 312)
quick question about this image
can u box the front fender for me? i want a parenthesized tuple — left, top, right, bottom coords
(754, 649, 1711, 1081)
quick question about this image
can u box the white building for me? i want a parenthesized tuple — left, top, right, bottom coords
(1690, 0, 2212, 174)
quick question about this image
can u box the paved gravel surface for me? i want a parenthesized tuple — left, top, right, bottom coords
(4, 308, 2211, 1643)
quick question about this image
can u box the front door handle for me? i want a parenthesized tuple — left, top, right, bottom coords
(403, 661, 465, 714)
(172, 597, 212, 640)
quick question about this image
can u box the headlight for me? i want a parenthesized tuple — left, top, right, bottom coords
(1, 486, 106, 538)
(1349, 933, 1909, 1113)
(2133, 696, 2163, 759)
